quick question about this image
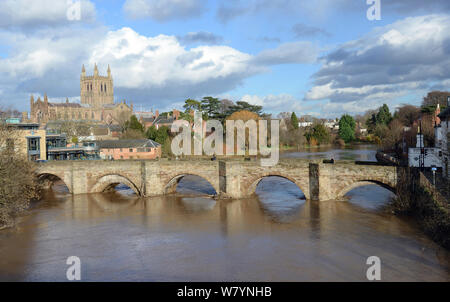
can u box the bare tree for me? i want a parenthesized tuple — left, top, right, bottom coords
(0, 122, 39, 228)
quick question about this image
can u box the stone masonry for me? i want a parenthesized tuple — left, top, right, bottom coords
(36, 159, 399, 201)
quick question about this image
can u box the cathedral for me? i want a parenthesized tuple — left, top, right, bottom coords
(29, 64, 133, 125)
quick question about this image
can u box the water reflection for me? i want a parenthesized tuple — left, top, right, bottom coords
(256, 176, 306, 223)
(0, 145, 449, 281)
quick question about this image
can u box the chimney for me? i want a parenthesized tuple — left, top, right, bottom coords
(416, 125, 424, 148)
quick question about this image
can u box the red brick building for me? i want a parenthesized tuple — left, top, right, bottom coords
(97, 139, 161, 160)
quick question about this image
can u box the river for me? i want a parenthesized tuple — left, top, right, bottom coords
(0, 144, 449, 281)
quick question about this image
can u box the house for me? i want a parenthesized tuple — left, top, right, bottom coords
(139, 109, 182, 130)
(96, 139, 161, 160)
(437, 98, 450, 178)
(408, 126, 443, 169)
(4, 122, 47, 161)
(298, 121, 313, 128)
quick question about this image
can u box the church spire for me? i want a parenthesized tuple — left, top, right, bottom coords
(94, 63, 98, 77)
(81, 64, 86, 77)
(107, 64, 111, 78)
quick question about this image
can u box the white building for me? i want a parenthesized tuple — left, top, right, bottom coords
(408, 130, 443, 168)
(437, 102, 450, 177)
(298, 121, 313, 127)
(408, 98, 450, 175)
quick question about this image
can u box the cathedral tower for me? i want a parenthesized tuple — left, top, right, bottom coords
(80, 64, 114, 107)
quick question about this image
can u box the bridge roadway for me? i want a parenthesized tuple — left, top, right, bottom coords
(36, 158, 399, 201)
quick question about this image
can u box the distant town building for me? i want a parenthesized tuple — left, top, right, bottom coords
(29, 64, 133, 125)
(298, 121, 313, 127)
(324, 119, 339, 130)
(139, 109, 181, 130)
(96, 139, 161, 160)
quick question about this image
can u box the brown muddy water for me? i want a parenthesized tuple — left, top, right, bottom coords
(0, 145, 449, 281)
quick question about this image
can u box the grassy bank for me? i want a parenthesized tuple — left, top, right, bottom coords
(392, 168, 450, 249)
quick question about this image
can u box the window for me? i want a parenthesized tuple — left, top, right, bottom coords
(27, 138, 40, 151)
(129, 148, 133, 152)
(120, 156, 123, 159)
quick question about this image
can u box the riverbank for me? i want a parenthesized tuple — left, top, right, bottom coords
(280, 141, 377, 152)
(392, 168, 450, 249)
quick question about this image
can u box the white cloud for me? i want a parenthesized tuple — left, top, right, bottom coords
(306, 14, 450, 107)
(123, 0, 205, 22)
(240, 94, 307, 113)
(0, 26, 321, 111)
(0, 0, 96, 28)
(87, 27, 262, 103)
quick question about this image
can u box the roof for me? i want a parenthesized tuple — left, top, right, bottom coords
(92, 127, 109, 136)
(141, 117, 155, 123)
(95, 139, 160, 149)
(154, 115, 174, 125)
(438, 107, 450, 119)
(49, 102, 81, 108)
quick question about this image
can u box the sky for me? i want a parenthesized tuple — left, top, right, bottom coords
(1, 0, 450, 118)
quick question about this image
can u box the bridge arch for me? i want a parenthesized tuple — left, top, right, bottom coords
(337, 179, 396, 198)
(247, 174, 307, 198)
(90, 174, 141, 196)
(164, 173, 218, 195)
(37, 173, 72, 193)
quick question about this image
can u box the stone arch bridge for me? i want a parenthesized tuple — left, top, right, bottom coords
(36, 159, 400, 201)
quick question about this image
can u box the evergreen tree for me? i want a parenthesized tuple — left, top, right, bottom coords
(183, 98, 201, 113)
(291, 112, 299, 129)
(375, 104, 392, 125)
(226, 101, 263, 116)
(200, 96, 221, 119)
(338, 114, 356, 143)
(125, 115, 144, 133)
(145, 125, 158, 140)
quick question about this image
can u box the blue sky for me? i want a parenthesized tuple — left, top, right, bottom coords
(1, 0, 450, 118)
